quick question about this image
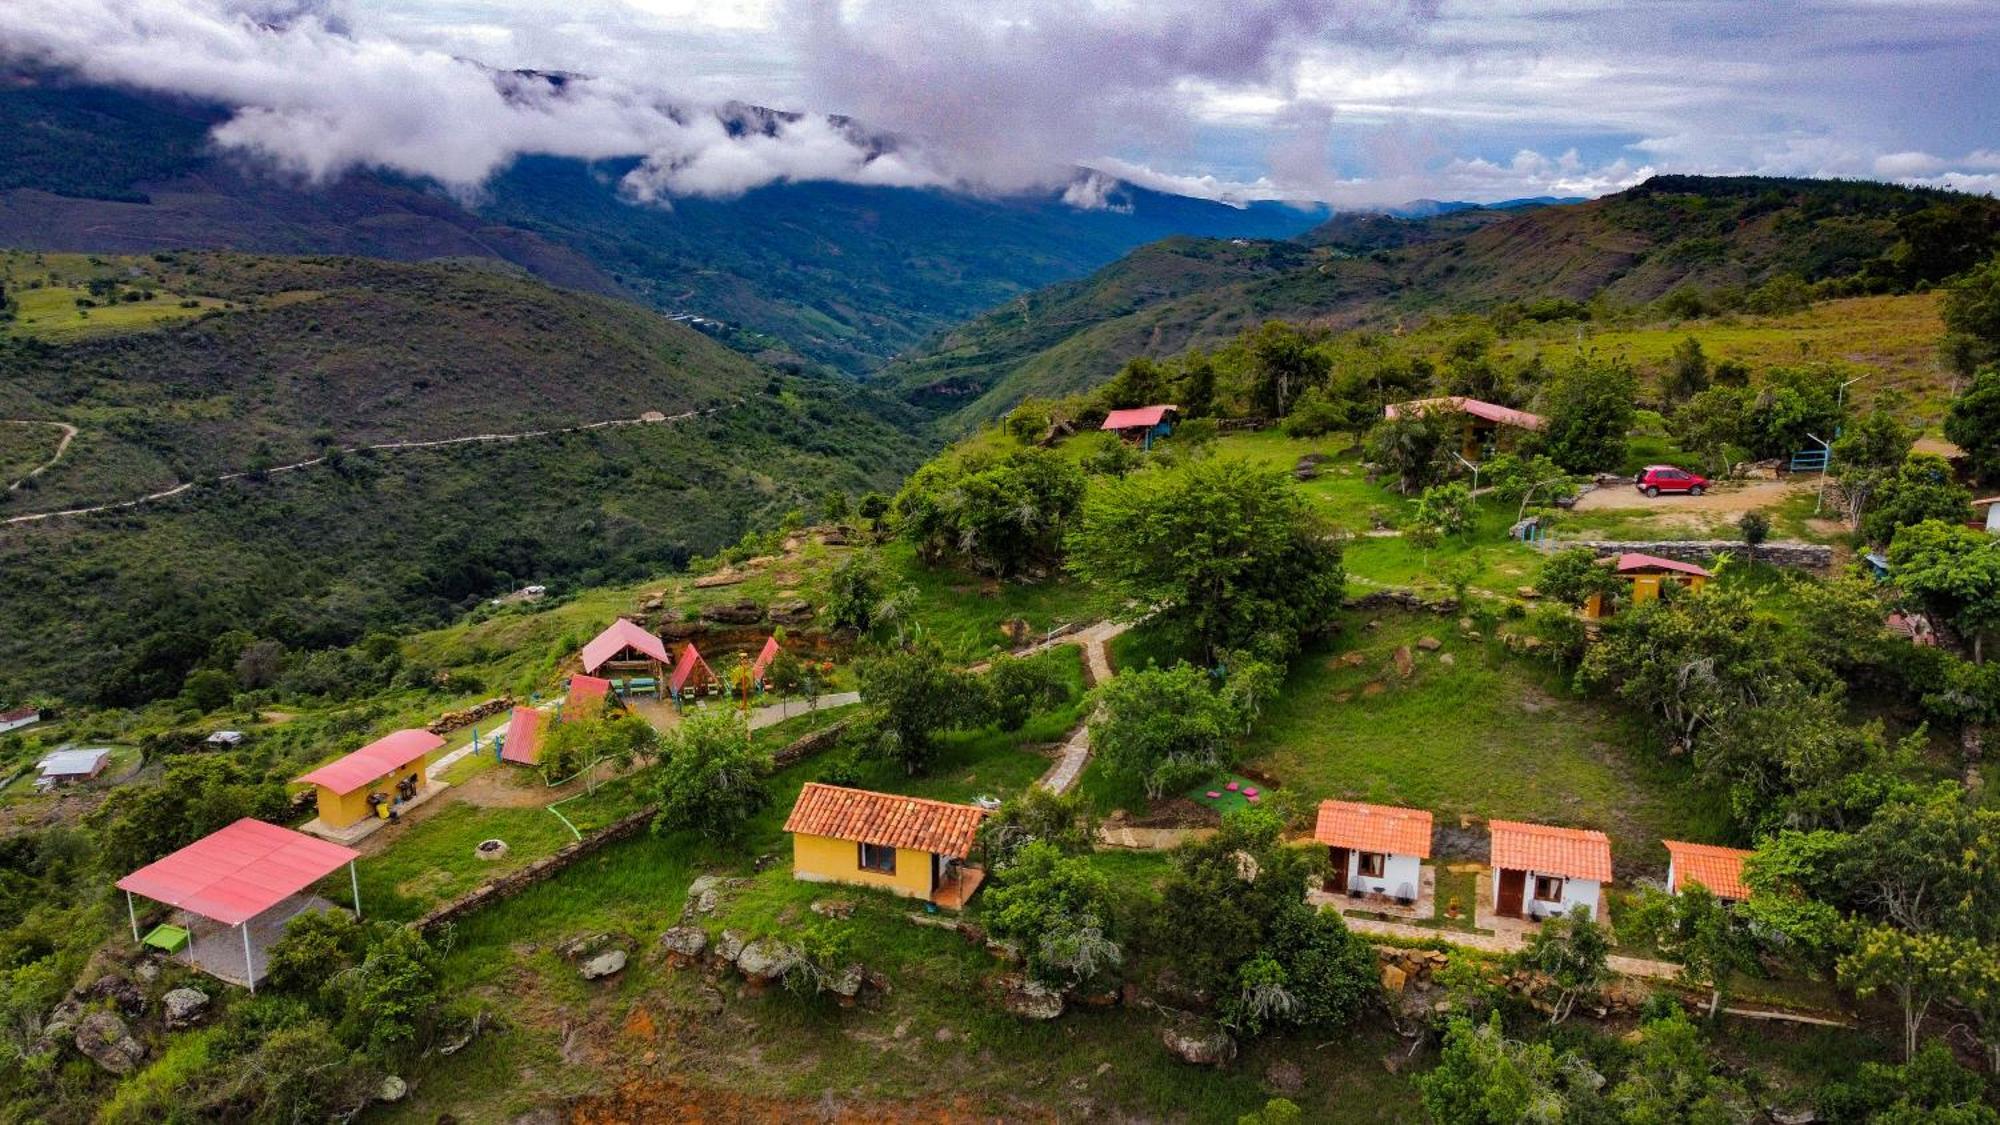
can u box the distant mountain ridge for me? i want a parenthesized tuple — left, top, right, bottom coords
(0, 74, 1330, 376)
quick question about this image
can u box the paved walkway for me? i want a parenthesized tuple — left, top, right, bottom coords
(747, 692, 860, 730)
(1338, 913, 1682, 981)
(1036, 620, 1130, 793)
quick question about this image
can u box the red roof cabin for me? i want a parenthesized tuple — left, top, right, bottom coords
(501, 706, 548, 766)
(1100, 404, 1178, 449)
(1314, 800, 1433, 906)
(1663, 840, 1753, 902)
(668, 643, 719, 702)
(1585, 552, 1712, 619)
(1385, 396, 1545, 462)
(295, 729, 445, 842)
(749, 635, 782, 689)
(580, 617, 670, 697)
(1489, 819, 1612, 922)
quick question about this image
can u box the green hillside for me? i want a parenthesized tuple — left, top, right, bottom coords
(882, 175, 2000, 429)
(0, 252, 927, 704)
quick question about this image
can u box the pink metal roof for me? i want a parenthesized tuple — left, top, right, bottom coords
(502, 706, 546, 765)
(295, 729, 444, 794)
(670, 643, 715, 693)
(566, 674, 612, 712)
(1608, 552, 1712, 578)
(580, 618, 670, 673)
(750, 636, 781, 683)
(1384, 396, 1546, 431)
(1100, 405, 1177, 430)
(117, 818, 358, 926)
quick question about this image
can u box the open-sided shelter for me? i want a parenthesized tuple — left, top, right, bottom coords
(1489, 819, 1612, 922)
(1663, 839, 1753, 902)
(669, 643, 718, 702)
(117, 818, 360, 991)
(1385, 396, 1545, 461)
(295, 728, 444, 836)
(785, 782, 989, 909)
(1314, 800, 1432, 901)
(580, 617, 670, 697)
(1585, 553, 1711, 618)
(501, 706, 547, 766)
(1100, 404, 1178, 449)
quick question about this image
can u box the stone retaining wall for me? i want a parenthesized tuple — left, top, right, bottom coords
(769, 718, 854, 770)
(425, 696, 514, 736)
(1563, 539, 1833, 571)
(412, 806, 657, 935)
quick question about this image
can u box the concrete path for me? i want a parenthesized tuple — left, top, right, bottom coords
(747, 692, 860, 730)
(1096, 824, 1215, 850)
(1036, 620, 1130, 793)
(1339, 913, 1683, 981)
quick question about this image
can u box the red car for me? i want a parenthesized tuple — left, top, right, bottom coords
(1634, 465, 1708, 497)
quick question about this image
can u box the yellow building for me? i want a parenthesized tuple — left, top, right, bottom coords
(295, 729, 445, 832)
(1584, 552, 1712, 620)
(783, 782, 989, 909)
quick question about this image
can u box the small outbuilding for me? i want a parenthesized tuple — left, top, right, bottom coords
(1100, 404, 1178, 449)
(580, 617, 670, 697)
(36, 747, 110, 787)
(1662, 839, 1753, 902)
(668, 643, 718, 702)
(1585, 553, 1711, 619)
(1313, 799, 1432, 903)
(1385, 396, 1545, 461)
(0, 706, 39, 734)
(500, 706, 547, 766)
(784, 782, 989, 909)
(1489, 819, 1612, 922)
(749, 635, 782, 690)
(205, 730, 246, 747)
(1975, 496, 2000, 535)
(295, 729, 446, 842)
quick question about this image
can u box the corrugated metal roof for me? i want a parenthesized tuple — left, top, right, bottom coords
(1314, 800, 1433, 857)
(1609, 552, 1712, 578)
(566, 674, 612, 712)
(1100, 405, 1177, 430)
(1489, 819, 1612, 883)
(670, 644, 714, 693)
(116, 818, 359, 926)
(37, 747, 109, 776)
(750, 636, 781, 683)
(581, 618, 670, 673)
(294, 729, 443, 794)
(501, 706, 546, 765)
(784, 782, 988, 859)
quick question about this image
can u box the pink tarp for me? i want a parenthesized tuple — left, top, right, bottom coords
(502, 706, 546, 765)
(580, 617, 670, 674)
(117, 818, 358, 926)
(294, 729, 444, 794)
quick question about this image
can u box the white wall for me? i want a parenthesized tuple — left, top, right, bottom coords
(1495, 869, 1602, 922)
(0, 712, 36, 734)
(1346, 851, 1423, 900)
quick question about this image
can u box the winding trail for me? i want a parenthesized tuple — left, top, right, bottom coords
(1036, 620, 1129, 794)
(1, 405, 728, 527)
(2, 420, 78, 492)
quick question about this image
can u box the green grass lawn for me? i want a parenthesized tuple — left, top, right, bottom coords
(1240, 609, 1731, 874)
(5, 284, 225, 340)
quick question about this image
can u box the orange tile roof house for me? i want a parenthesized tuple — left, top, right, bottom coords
(1314, 800, 1432, 902)
(1489, 819, 1612, 922)
(784, 782, 990, 910)
(1663, 840, 1753, 901)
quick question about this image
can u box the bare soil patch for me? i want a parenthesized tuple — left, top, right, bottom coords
(1569, 477, 1808, 519)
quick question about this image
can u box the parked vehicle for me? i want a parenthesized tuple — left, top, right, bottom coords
(1634, 465, 1709, 497)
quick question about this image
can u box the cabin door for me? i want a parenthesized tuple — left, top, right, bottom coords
(1496, 869, 1526, 918)
(1326, 847, 1350, 893)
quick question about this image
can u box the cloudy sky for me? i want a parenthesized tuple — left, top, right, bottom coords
(2, 0, 1996, 207)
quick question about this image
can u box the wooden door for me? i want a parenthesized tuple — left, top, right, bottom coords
(1326, 847, 1350, 893)
(1496, 869, 1526, 918)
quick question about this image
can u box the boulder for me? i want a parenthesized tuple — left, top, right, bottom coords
(769, 599, 815, 627)
(1392, 646, 1414, 677)
(133, 962, 160, 984)
(826, 964, 865, 1004)
(1416, 636, 1442, 652)
(1161, 1023, 1236, 1067)
(713, 930, 747, 966)
(377, 1075, 409, 1104)
(86, 974, 145, 1016)
(580, 950, 628, 981)
(692, 569, 746, 589)
(660, 618, 706, 641)
(1380, 965, 1407, 995)
(163, 987, 210, 1029)
(734, 939, 800, 982)
(659, 926, 709, 967)
(42, 1000, 84, 1042)
(1438, 653, 1456, 667)
(74, 1012, 145, 1075)
(993, 975, 1064, 1020)
(683, 875, 731, 918)
(700, 600, 764, 626)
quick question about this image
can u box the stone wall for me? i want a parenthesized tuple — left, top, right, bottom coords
(1562, 539, 1833, 571)
(769, 718, 854, 770)
(412, 805, 657, 935)
(425, 696, 514, 736)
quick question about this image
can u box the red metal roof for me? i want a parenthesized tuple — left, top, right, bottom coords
(1384, 396, 1546, 431)
(1489, 819, 1613, 883)
(1663, 840, 1753, 900)
(0, 706, 36, 723)
(116, 818, 358, 926)
(1608, 552, 1712, 578)
(566, 674, 612, 712)
(1314, 800, 1433, 857)
(580, 618, 670, 673)
(502, 706, 546, 765)
(669, 643, 715, 693)
(295, 729, 444, 794)
(750, 636, 781, 683)
(784, 782, 988, 859)
(1100, 405, 1177, 430)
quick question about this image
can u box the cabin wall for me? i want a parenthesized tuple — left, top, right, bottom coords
(313, 764, 428, 828)
(792, 833, 934, 899)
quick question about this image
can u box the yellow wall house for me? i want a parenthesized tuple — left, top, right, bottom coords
(783, 782, 990, 910)
(1585, 552, 1712, 619)
(295, 729, 445, 831)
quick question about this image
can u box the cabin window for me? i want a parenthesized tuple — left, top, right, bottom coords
(858, 843, 897, 874)
(1357, 851, 1387, 878)
(1533, 875, 1565, 903)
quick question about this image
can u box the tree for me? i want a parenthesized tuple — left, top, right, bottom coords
(1627, 885, 1759, 1018)
(1831, 408, 1918, 529)
(538, 711, 656, 783)
(1863, 454, 1973, 545)
(1942, 253, 2000, 373)
(1670, 386, 1750, 478)
(651, 708, 768, 839)
(344, 925, 443, 1053)
(1889, 519, 2000, 663)
(1517, 906, 1609, 1023)
(976, 785, 1097, 868)
(826, 550, 885, 634)
(857, 639, 984, 775)
(1745, 366, 1844, 460)
(181, 667, 235, 711)
(1534, 547, 1622, 609)
(1838, 922, 1964, 1061)
(1236, 1099, 1303, 1125)
(1079, 432, 1142, 479)
(1411, 481, 1474, 538)
(891, 447, 1087, 576)
(1066, 457, 1345, 662)
(1945, 366, 2000, 485)
(265, 908, 365, 998)
(1660, 336, 1711, 405)
(1245, 321, 1331, 419)
(1737, 511, 1770, 563)
(1417, 1014, 1605, 1123)
(1539, 359, 1636, 472)
(1607, 1011, 1754, 1124)
(91, 757, 288, 871)
(981, 841, 1121, 988)
(1818, 1044, 2000, 1124)
(1364, 408, 1448, 494)
(1087, 662, 1243, 799)
(1483, 452, 1578, 521)
(232, 1019, 371, 1123)
(982, 653, 1075, 732)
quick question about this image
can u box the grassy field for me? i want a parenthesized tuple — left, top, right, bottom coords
(1239, 609, 1733, 874)
(4, 284, 225, 340)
